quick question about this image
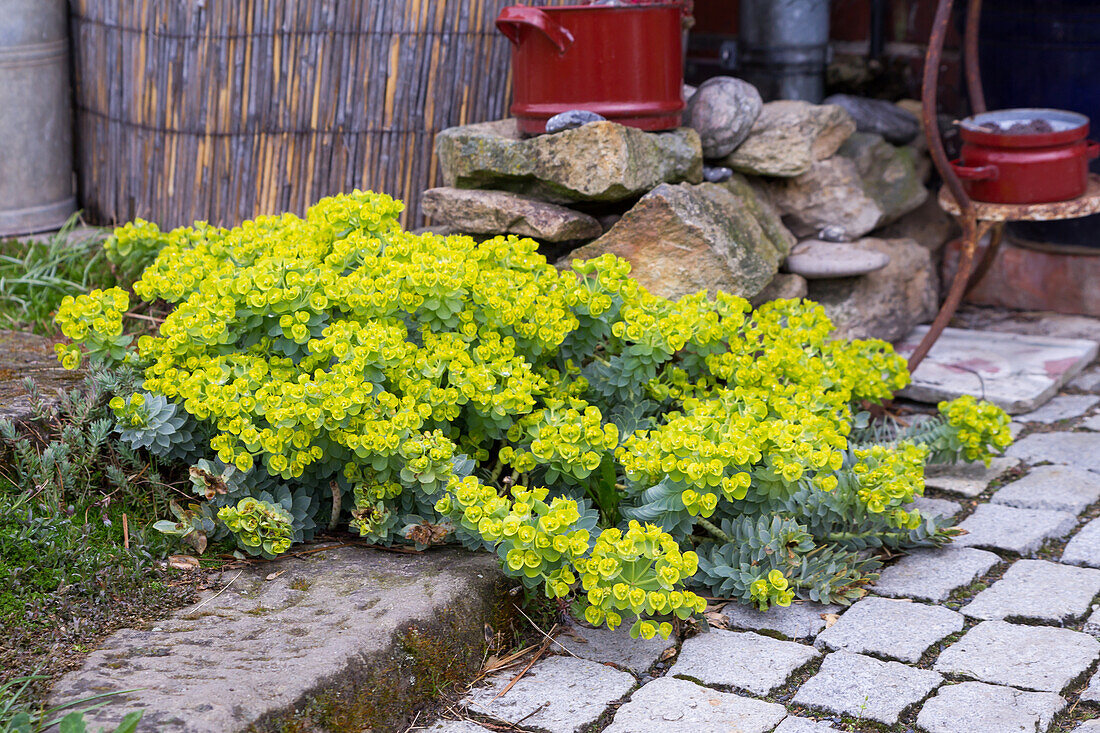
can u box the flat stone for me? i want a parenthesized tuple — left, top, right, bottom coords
(792, 651, 942, 725)
(872, 547, 1001, 602)
(721, 599, 842, 640)
(962, 559, 1100, 623)
(774, 717, 844, 733)
(953, 306, 1100, 344)
(924, 456, 1020, 498)
(602, 677, 786, 733)
(1086, 606, 1100, 637)
(824, 94, 920, 145)
(905, 496, 962, 520)
(1062, 517, 1100, 568)
(992, 465, 1100, 514)
(1082, 414, 1100, 431)
(684, 76, 762, 158)
(815, 597, 964, 663)
(48, 547, 504, 733)
(556, 623, 675, 675)
(420, 188, 602, 242)
(915, 681, 1067, 733)
(934, 620, 1100, 692)
(1009, 431, 1100, 473)
(721, 100, 855, 177)
(897, 327, 1099, 413)
(1071, 367, 1100, 392)
(784, 240, 891, 279)
(954, 504, 1077, 554)
(0, 330, 85, 426)
(425, 721, 495, 733)
(670, 629, 819, 695)
(465, 655, 635, 733)
(1017, 395, 1100, 423)
(1082, 669, 1100, 703)
(545, 109, 605, 134)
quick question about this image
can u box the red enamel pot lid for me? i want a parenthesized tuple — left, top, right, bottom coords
(960, 108, 1089, 148)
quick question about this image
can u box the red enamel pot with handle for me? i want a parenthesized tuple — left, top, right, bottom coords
(496, 3, 684, 134)
(953, 108, 1100, 204)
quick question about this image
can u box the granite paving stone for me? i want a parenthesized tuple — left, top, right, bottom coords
(962, 559, 1100, 623)
(1063, 518, 1100, 568)
(1074, 722, 1100, 733)
(464, 656, 635, 733)
(814, 597, 963, 663)
(1008, 431, 1100, 473)
(602, 677, 786, 733)
(425, 721, 495, 733)
(669, 629, 819, 695)
(871, 547, 1001, 602)
(933, 620, 1100, 692)
(923, 456, 1019, 497)
(774, 717, 844, 733)
(992, 465, 1100, 514)
(555, 623, 676, 675)
(904, 496, 962, 520)
(1070, 367, 1100, 392)
(1017, 394, 1100, 423)
(1010, 421, 1025, 438)
(1085, 606, 1100, 637)
(915, 681, 1067, 733)
(1082, 414, 1100, 431)
(953, 503, 1077, 554)
(720, 600, 841, 640)
(792, 651, 942, 725)
(1080, 669, 1100, 703)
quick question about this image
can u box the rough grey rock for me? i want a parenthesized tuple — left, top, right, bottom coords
(1081, 669, 1100, 703)
(684, 76, 763, 158)
(774, 717, 843, 733)
(48, 547, 504, 733)
(924, 456, 1020, 498)
(721, 600, 842, 640)
(721, 101, 856, 177)
(420, 188, 603, 242)
(1086, 606, 1100, 637)
(1071, 367, 1100, 392)
(682, 84, 697, 103)
(784, 240, 891, 279)
(760, 157, 881, 239)
(545, 109, 606, 134)
(0, 330, 84, 426)
(873, 195, 959, 253)
(555, 624, 675, 675)
(792, 651, 942, 725)
(934, 620, 1100, 692)
(465, 655, 635, 733)
(915, 681, 1067, 733)
(702, 165, 733, 183)
(564, 177, 794, 301)
(992, 465, 1100, 514)
(872, 547, 1001, 603)
(1062, 517, 1100, 568)
(1008, 432, 1100, 473)
(603, 677, 786, 733)
(436, 118, 702, 203)
(962, 559, 1100, 623)
(904, 496, 962, 520)
(750, 273, 808, 307)
(425, 721, 495, 733)
(823, 94, 920, 145)
(1017, 394, 1100, 423)
(814, 597, 964, 663)
(670, 629, 819, 695)
(837, 132, 929, 228)
(807, 237, 938, 341)
(954, 503, 1077, 554)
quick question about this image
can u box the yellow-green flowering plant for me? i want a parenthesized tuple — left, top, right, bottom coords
(54, 190, 1012, 638)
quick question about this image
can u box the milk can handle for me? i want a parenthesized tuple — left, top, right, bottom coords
(950, 160, 999, 180)
(496, 7, 575, 54)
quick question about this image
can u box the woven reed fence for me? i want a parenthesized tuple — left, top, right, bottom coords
(69, 0, 573, 229)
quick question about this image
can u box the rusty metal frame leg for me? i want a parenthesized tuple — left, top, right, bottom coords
(965, 221, 1003, 296)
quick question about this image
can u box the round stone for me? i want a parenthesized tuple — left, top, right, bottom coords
(545, 109, 606, 134)
(784, 240, 891, 279)
(703, 165, 734, 182)
(684, 76, 763, 158)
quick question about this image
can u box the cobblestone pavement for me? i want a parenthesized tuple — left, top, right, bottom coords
(428, 366, 1100, 733)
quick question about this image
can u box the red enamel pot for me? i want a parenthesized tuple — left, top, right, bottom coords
(953, 108, 1100, 204)
(496, 3, 684, 134)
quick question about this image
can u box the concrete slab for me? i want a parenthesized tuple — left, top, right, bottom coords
(0, 330, 84, 425)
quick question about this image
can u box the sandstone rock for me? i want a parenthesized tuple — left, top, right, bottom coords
(721, 101, 856, 177)
(873, 195, 958, 252)
(436, 119, 702, 203)
(564, 177, 794, 301)
(684, 76, 763, 158)
(824, 94, 920, 145)
(751, 273, 808, 306)
(784, 240, 891, 279)
(807, 237, 938, 341)
(759, 157, 880, 239)
(420, 188, 602, 242)
(837, 132, 928, 228)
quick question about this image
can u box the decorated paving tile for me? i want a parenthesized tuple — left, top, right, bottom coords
(896, 327, 1098, 413)
(464, 656, 635, 733)
(669, 629, 819, 695)
(814, 597, 963, 663)
(602, 677, 786, 733)
(1008, 431, 1100, 473)
(720, 600, 841, 640)
(1064, 518, 1100, 569)
(991, 465, 1100, 514)
(872, 547, 1001, 602)
(915, 681, 1066, 733)
(961, 559, 1100, 623)
(555, 624, 675, 675)
(933, 620, 1100, 693)
(792, 651, 942, 725)
(953, 504, 1077, 554)
(923, 456, 1019, 498)
(1016, 395, 1100, 423)
(905, 496, 962, 520)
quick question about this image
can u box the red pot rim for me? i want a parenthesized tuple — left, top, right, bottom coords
(960, 108, 1089, 148)
(529, 3, 683, 12)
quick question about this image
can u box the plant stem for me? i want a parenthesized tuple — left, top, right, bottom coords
(697, 517, 730, 542)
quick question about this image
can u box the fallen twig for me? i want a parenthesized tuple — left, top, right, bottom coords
(187, 569, 243, 613)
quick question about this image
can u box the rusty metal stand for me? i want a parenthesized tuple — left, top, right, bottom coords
(910, 0, 1100, 372)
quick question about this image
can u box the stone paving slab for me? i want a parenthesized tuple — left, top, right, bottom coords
(992, 465, 1100, 514)
(953, 503, 1077, 554)
(555, 624, 675, 675)
(1074, 722, 1100, 733)
(602, 677, 786, 733)
(933, 620, 1100, 692)
(1086, 607, 1100, 637)
(962, 559, 1100, 623)
(871, 547, 1001, 602)
(1063, 518, 1100, 569)
(896, 326, 1098, 413)
(720, 600, 841, 640)
(814, 597, 963, 663)
(425, 721, 494, 733)
(1017, 394, 1100, 423)
(905, 496, 962, 520)
(915, 681, 1066, 733)
(1008, 431, 1100, 473)
(792, 651, 942, 725)
(774, 717, 843, 733)
(465, 655, 635, 733)
(924, 456, 1019, 498)
(670, 629, 819, 695)
(1083, 414, 1100, 431)
(1070, 367, 1100, 392)
(1081, 669, 1100, 704)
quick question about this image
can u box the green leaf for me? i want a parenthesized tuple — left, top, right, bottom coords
(110, 710, 144, 733)
(58, 712, 88, 733)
